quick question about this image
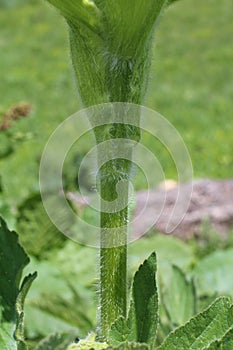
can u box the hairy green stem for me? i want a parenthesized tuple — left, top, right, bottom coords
(99, 244, 127, 337)
(69, 21, 156, 339)
(72, 41, 148, 339)
(45, 0, 168, 340)
(98, 153, 133, 339)
(94, 117, 140, 340)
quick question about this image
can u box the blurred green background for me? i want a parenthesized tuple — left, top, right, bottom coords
(0, 0, 233, 346)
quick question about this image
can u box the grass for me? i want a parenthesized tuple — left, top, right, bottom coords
(0, 0, 232, 205)
(147, 0, 233, 178)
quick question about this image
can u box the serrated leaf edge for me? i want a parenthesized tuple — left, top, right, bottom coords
(157, 296, 232, 350)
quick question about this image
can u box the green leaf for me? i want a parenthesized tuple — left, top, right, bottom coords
(128, 252, 158, 348)
(34, 331, 77, 350)
(109, 252, 158, 347)
(15, 273, 37, 342)
(109, 316, 131, 344)
(162, 265, 196, 326)
(193, 249, 233, 297)
(204, 327, 233, 349)
(0, 217, 37, 350)
(96, 0, 167, 56)
(107, 342, 149, 349)
(17, 194, 66, 259)
(157, 297, 233, 350)
(69, 23, 107, 106)
(46, 0, 101, 33)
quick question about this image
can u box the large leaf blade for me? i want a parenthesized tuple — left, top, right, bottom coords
(158, 297, 233, 350)
(0, 217, 36, 350)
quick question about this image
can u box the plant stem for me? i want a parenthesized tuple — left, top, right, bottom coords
(99, 222, 128, 339)
(45, 0, 170, 343)
(69, 12, 154, 341)
(98, 154, 132, 340)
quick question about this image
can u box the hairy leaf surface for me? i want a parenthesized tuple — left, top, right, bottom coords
(109, 252, 158, 347)
(107, 341, 149, 349)
(158, 297, 233, 350)
(34, 331, 77, 350)
(204, 327, 233, 349)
